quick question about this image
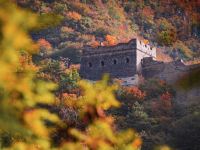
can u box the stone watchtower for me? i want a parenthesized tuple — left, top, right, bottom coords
(80, 39, 156, 85)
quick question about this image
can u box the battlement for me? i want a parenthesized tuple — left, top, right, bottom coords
(82, 39, 156, 57)
(136, 39, 156, 59)
(83, 39, 136, 56)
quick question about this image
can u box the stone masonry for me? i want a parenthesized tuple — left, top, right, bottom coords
(141, 57, 200, 84)
(80, 39, 156, 82)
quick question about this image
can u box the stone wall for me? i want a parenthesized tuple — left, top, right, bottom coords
(80, 40, 137, 80)
(141, 57, 200, 84)
(80, 39, 156, 80)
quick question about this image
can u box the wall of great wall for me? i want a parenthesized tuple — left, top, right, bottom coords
(80, 39, 156, 81)
(141, 57, 200, 84)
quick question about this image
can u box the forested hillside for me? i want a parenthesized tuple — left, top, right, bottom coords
(16, 0, 200, 62)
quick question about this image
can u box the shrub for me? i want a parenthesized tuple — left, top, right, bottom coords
(66, 11, 82, 21)
(139, 79, 175, 99)
(59, 68, 80, 93)
(141, 6, 154, 23)
(126, 86, 146, 100)
(37, 38, 53, 56)
(53, 2, 68, 14)
(60, 26, 74, 33)
(157, 30, 176, 46)
(94, 27, 110, 37)
(38, 38, 52, 49)
(118, 86, 146, 104)
(80, 16, 93, 30)
(90, 40, 100, 48)
(128, 101, 148, 120)
(105, 34, 117, 46)
(156, 18, 177, 46)
(78, 34, 95, 43)
(160, 92, 173, 111)
(40, 3, 52, 13)
(123, 1, 137, 13)
(108, 6, 121, 20)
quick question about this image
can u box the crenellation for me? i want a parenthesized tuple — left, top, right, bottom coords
(83, 39, 137, 55)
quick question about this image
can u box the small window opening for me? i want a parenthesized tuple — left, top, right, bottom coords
(113, 59, 117, 65)
(126, 58, 130, 63)
(88, 62, 92, 68)
(101, 61, 104, 66)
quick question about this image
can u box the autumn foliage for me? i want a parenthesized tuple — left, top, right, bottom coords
(151, 91, 173, 117)
(141, 6, 154, 21)
(66, 11, 82, 21)
(37, 38, 52, 50)
(121, 86, 146, 101)
(160, 92, 173, 109)
(105, 35, 117, 46)
(90, 40, 100, 48)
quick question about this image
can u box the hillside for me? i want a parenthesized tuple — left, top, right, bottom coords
(16, 0, 200, 63)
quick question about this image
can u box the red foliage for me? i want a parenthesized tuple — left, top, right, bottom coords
(160, 92, 172, 110)
(126, 86, 146, 100)
(158, 80, 166, 86)
(151, 91, 173, 116)
(37, 38, 52, 50)
(160, 92, 172, 101)
(90, 41, 100, 48)
(105, 35, 117, 46)
(141, 6, 154, 20)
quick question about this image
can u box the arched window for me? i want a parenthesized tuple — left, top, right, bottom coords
(88, 62, 92, 68)
(113, 59, 117, 65)
(101, 61, 104, 66)
(126, 58, 130, 63)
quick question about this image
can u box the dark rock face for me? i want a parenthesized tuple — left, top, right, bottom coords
(80, 39, 156, 80)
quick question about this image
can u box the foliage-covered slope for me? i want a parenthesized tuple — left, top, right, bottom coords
(16, 0, 200, 62)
